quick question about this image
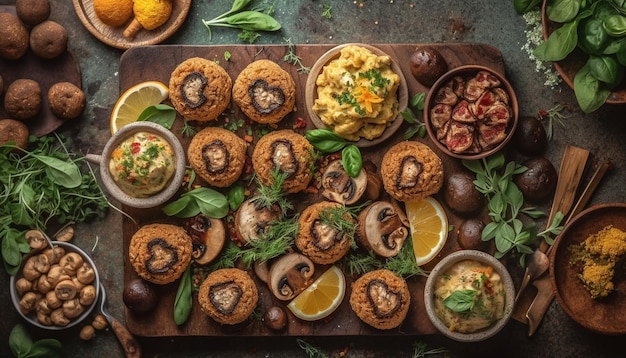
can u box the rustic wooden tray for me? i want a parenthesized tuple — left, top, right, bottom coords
(118, 43, 505, 337)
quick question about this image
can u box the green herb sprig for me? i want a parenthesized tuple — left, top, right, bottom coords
(9, 324, 62, 358)
(412, 341, 448, 358)
(385, 232, 428, 278)
(342, 251, 382, 276)
(442, 289, 478, 313)
(238, 216, 298, 268)
(538, 103, 568, 140)
(401, 93, 427, 139)
(462, 152, 564, 265)
(296, 339, 328, 358)
(284, 37, 311, 73)
(202, 0, 281, 42)
(251, 168, 293, 216)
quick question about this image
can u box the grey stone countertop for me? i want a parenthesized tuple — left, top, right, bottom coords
(1, 0, 625, 357)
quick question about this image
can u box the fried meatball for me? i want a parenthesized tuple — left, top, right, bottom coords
(4, 79, 42, 120)
(48, 82, 86, 119)
(29, 20, 68, 59)
(16, 0, 51, 26)
(0, 13, 29, 60)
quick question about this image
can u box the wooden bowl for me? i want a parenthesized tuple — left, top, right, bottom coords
(72, 0, 191, 50)
(541, 0, 626, 104)
(424, 250, 515, 342)
(423, 65, 519, 160)
(10, 242, 101, 330)
(305, 43, 408, 148)
(549, 203, 626, 335)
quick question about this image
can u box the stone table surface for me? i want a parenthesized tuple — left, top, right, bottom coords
(1, 0, 625, 357)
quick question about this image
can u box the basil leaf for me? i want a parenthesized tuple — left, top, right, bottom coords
(162, 195, 193, 216)
(443, 289, 477, 313)
(534, 20, 578, 61)
(174, 265, 193, 325)
(227, 183, 245, 211)
(9, 324, 34, 357)
(224, 11, 281, 31)
(341, 145, 363, 178)
(28, 339, 63, 358)
(188, 187, 229, 218)
(138, 104, 177, 129)
(305, 129, 347, 153)
(32, 155, 82, 188)
(547, 0, 581, 23)
(1, 231, 21, 266)
(574, 62, 611, 113)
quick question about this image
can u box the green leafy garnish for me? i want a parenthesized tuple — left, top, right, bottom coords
(202, 0, 281, 42)
(138, 104, 177, 129)
(401, 92, 427, 139)
(162, 187, 229, 218)
(238, 216, 298, 268)
(385, 233, 428, 278)
(296, 339, 328, 358)
(9, 324, 62, 358)
(283, 37, 311, 73)
(322, 3, 332, 19)
(250, 168, 293, 216)
(442, 289, 478, 313)
(174, 265, 192, 325)
(342, 251, 382, 276)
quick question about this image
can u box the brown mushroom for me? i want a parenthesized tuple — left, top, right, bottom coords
(46, 264, 70, 287)
(45, 290, 62, 309)
(234, 199, 282, 244)
(62, 298, 85, 318)
(253, 259, 270, 283)
(409, 46, 448, 87)
(42, 246, 65, 265)
(267, 253, 315, 301)
(36, 274, 54, 294)
(395, 156, 422, 190)
(37, 311, 52, 326)
(179, 72, 207, 108)
(19, 291, 39, 315)
(201, 140, 229, 174)
(54, 224, 74, 242)
(321, 159, 368, 205)
(80, 325, 96, 341)
(25, 230, 48, 250)
(184, 214, 226, 265)
(36, 297, 52, 315)
(50, 308, 70, 326)
(271, 139, 298, 176)
(357, 201, 409, 258)
(58, 252, 83, 276)
(22, 254, 49, 281)
(145, 238, 179, 274)
(76, 263, 96, 285)
(79, 285, 97, 306)
(92, 314, 108, 330)
(54, 279, 77, 300)
(15, 277, 33, 296)
(363, 163, 383, 201)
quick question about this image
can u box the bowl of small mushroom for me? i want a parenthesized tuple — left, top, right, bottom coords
(10, 235, 100, 330)
(424, 65, 519, 160)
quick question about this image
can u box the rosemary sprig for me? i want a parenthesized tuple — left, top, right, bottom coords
(412, 341, 448, 358)
(283, 37, 311, 73)
(538, 103, 568, 140)
(296, 339, 327, 358)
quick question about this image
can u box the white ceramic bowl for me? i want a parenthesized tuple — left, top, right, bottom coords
(10, 241, 101, 330)
(423, 250, 515, 342)
(87, 121, 186, 208)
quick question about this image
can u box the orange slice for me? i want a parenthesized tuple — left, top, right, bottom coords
(405, 196, 449, 266)
(109, 80, 169, 135)
(287, 265, 345, 321)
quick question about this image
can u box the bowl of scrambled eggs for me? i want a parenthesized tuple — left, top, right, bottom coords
(86, 121, 186, 208)
(550, 203, 626, 335)
(424, 249, 515, 342)
(305, 43, 408, 148)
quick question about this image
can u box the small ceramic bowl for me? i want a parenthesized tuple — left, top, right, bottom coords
(550, 203, 626, 335)
(423, 65, 519, 160)
(424, 250, 515, 342)
(10, 241, 101, 330)
(86, 121, 186, 208)
(304, 43, 409, 148)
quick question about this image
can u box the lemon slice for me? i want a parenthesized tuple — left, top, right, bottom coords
(287, 265, 346, 321)
(109, 80, 169, 135)
(405, 196, 449, 266)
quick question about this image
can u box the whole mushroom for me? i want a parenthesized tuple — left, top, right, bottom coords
(184, 215, 226, 265)
(234, 198, 282, 244)
(267, 253, 315, 301)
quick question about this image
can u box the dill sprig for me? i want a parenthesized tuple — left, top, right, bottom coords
(283, 37, 311, 73)
(412, 341, 448, 358)
(318, 202, 368, 248)
(250, 168, 293, 217)
(296, 339, 327, 358)
(342, 251, 383, 276)
(206, 240, 241, 271)
(238, 216, 298, 268)
(385, 235, 428, 278)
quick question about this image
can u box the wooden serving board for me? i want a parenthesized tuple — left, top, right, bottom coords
(119, 43, 505, 337)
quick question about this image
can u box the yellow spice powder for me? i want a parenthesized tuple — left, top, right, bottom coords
(569, 225, 626, 299)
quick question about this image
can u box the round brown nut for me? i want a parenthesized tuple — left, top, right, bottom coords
(0, 13, 29, 60)
(4, 79, 42, 120)
(48, 82, 86, 119)
(16, 0, 51, 26)
(29, 20, 68, 59)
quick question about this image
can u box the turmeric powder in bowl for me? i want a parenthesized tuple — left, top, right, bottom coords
(569, 225, 626, 299)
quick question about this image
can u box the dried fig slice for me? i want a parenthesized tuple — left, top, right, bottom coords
(451, 100, 476, 124)
(446, 121, 475, 154)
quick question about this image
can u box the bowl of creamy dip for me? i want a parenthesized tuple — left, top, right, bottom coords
(87, 121, 186, 208)
(424, 250, 515, 342)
